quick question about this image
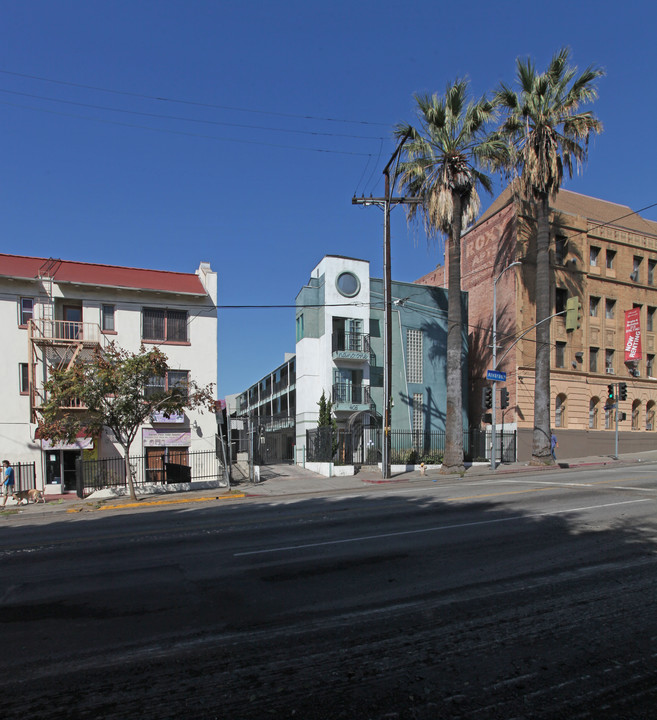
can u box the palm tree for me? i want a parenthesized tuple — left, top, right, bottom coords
(495, 48, 603, 464)
(395, 80, 504, 473)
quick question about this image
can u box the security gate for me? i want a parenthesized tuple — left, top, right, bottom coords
(252, 417, 295, 465)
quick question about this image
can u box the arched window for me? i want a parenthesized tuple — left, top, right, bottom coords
(632, 399, 641, 430)
(589, 397, 599, 429)
(555, 394, 567, 428)
(647, 401, 656, 431)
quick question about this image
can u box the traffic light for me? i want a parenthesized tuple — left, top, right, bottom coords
(482, 386, 493, 409)
(565, 296, 582, 331)
(618, 382, 628, 401)
(500, 387, 509, 409)
(607, 384, 615, 402)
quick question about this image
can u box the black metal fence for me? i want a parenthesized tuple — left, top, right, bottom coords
(306, 428, 517, 465)
(75, 450, 223, 498)
(12, 462, 37, 491)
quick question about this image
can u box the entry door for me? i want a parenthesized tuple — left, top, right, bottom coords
(63, 305, 82, 339)
(62, 450, 80, 491)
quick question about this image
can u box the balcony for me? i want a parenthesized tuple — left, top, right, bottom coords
(332, 383, 372, 412)
(332, 332, 370, 362)
(29, 319, 105, 347)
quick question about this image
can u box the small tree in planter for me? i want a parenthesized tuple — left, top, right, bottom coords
(37, 342, 214, 500)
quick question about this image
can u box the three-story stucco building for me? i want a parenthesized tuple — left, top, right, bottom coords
(1, 253, 217, 492)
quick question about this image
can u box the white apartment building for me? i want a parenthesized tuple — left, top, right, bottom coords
(1, 253, 217, 492)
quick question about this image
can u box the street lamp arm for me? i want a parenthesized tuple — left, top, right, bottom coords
(494, 310, 567, 370)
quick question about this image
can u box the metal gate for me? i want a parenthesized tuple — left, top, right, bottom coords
(253, 417, 295, 465)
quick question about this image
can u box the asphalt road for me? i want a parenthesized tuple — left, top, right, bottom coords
(2, 463, 657, 719)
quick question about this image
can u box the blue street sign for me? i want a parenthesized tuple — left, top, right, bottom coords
(487, 370, 507, 382)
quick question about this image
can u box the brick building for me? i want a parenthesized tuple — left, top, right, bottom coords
(416, 187, 657, 461)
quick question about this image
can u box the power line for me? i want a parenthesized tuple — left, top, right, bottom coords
(0, 87, 387, 141)
(0, 68, 392, 128)
(0, 100, 375, 157)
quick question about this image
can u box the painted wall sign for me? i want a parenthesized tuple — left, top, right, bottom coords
(142, 429, 191, 447)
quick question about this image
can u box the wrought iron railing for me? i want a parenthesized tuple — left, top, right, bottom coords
(331, 383, 371, 405)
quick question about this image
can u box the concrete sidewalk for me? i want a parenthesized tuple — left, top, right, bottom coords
(2, 448, 657, 518)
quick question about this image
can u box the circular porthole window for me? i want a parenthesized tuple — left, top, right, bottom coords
(336, 271, 360, 297)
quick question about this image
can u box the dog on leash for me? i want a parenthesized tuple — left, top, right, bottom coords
(12, 488, 46, 504)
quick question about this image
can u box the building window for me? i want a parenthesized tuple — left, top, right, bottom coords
(648, 354, 655, 377)
(605, 405, 613, 430)
(144, 371, 188, 400)
(19, 363, 29, 394)
(589, 397, 599, 429)
(633, 256, 642, 281)
(589, 347, 599, 373)
(144, 374, 166, 399)
(647, 401, 655, 431)
(296, 314, 304, 342)
(19, 297, 34, 326)
(406, 329, 423, 383)
(336, 272, 360, 298)
(555, 288, 568, 314)
(590, 246, 600, 267)
(142, 308, 188, 342)
(605, 349, 614, 373)
(555, 342, 566, 368)
(648, 307, 656, 332)
(605, 299, 615, 320)
(606, 249, 616, 270)
(102, 304, 115, 332)
(168, 370, 189, 400)
(555, 394, 566, 428)
(649, 259, 656, 285)
(554, 235, 567, 264)
(589, 296, 600, 317)
(632, 400, 641, 430)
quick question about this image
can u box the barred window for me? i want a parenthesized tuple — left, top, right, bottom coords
(144, 374, 165, 399)
(406, 329, 423, 383)
(168, 370, 189, 400)
(142, 308, 188, 342)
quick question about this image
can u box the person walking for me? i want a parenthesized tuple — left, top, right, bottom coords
(2, 460, 15, 507)
(551, 434, 558, 461)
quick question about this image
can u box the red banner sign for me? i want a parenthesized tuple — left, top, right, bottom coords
(625, 308, 642, 361)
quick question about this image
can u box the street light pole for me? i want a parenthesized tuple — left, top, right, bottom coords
(491, 261, 522, 471)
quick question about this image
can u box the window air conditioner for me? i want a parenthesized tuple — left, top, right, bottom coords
(606, 368, 615, 374)
(630, 270, 639, 281)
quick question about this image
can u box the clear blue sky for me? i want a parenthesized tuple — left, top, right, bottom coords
(2, 1, 656, 398)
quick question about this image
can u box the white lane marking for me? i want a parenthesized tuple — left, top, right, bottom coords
(234, 498, 651, 557)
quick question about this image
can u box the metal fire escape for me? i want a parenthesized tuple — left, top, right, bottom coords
(28, 259, 107, 422)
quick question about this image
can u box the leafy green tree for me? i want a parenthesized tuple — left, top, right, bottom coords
(395, 79, 504, 473)
(37, 342, 215, 500)
(495, 48, 603, 463)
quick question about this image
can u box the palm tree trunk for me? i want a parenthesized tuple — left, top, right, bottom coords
(441, 192, 465, 474)
(531, 193, 553, 464)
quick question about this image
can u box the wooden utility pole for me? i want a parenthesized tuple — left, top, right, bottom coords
(352, 132, 420, 478)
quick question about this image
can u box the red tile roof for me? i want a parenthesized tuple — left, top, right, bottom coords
(0, 254, 208, 295)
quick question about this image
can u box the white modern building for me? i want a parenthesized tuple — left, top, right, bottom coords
(232, 255, 465, 468)
(0, 253, 218, 492)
